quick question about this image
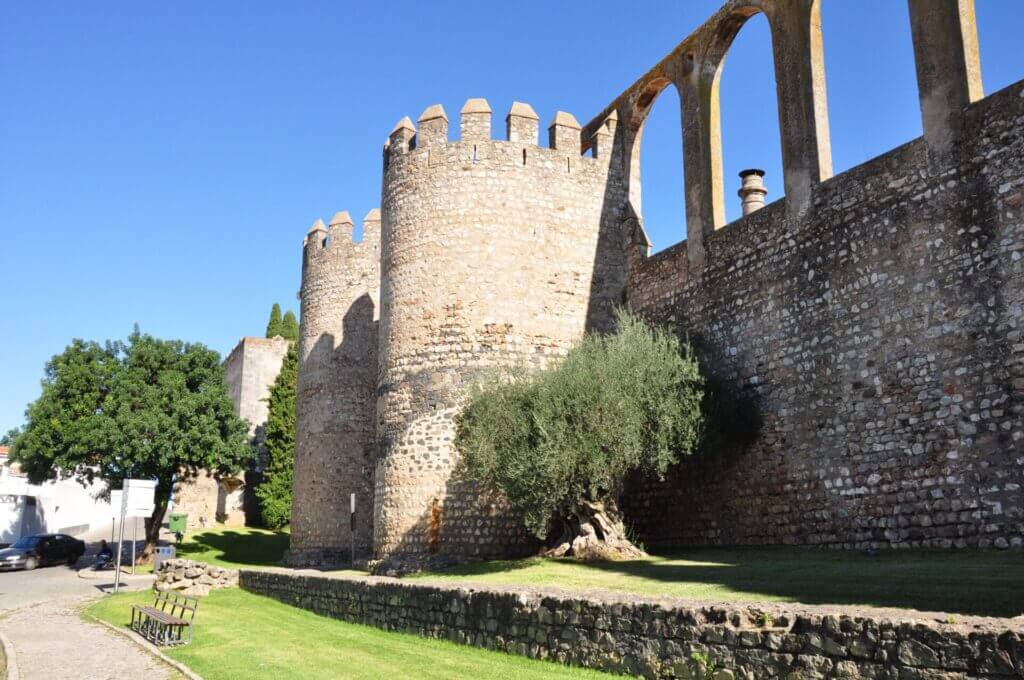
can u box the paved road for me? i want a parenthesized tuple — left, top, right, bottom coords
(0, 562, 108, 611)
(0, 521, 150, 612)
(0, 560, 174, 679)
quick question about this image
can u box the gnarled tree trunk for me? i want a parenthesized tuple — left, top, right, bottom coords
(138, 477, 173, 564)
(543, 499, 646, 561)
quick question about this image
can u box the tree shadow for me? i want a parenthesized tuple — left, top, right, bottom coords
(176, 530, 289, 567)
(418, 555, 545, 578)
(548, 548, 1024, 618)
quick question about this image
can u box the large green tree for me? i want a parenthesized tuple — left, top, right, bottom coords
(455, 310, 704, 560)
(10, 331, 251, 561)
(266, 303, 283, 338)
(255, 342, 297, 528)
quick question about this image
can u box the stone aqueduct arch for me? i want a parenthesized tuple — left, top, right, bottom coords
(581, 0, 984, 268)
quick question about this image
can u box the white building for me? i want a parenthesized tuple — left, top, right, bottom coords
(0, 446, 113, 544)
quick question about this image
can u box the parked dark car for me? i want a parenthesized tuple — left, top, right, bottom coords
(0, 533, 86, 571)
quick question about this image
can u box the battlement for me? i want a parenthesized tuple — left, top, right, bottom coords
(302, 209, 381, 256)
(383, 98, 619, 168)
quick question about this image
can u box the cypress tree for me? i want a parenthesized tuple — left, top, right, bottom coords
(266, 303, 283, 338)
(281, 310, 299, 341)
(255, 342, 297, 528)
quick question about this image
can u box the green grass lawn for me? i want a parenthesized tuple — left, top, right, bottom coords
(86, 588, 610, 680)
(165, 526, 289, 569)
(410, 547, 1024, 618)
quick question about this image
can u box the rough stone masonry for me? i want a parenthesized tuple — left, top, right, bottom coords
(241, 569, 1024, 679)
(287, 0, 1023, 570)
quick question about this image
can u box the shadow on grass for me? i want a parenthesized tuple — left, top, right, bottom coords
(425, 557, 545, 578)
(176, 529, 289, 567)
(576, 548, 1024, 618)
(426, 547, 1024, 618)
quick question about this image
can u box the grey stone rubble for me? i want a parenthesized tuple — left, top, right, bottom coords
(154, 559, 238, 597)
(240, 569, 1024, 679)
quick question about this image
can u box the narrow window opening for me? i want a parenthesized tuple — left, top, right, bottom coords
(977, 3, 1022, 95)
(634, 82, 686, 253)
(522, 148, 527, 165)
(719, 11, 783, 223)
(566, 157, 571, 173)
(472, 144, 478, 162)
(820, 1, 920, 175)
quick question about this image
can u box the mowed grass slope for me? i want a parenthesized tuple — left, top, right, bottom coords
(411, 548, 1024, 618)
(87, 589, 612, 680)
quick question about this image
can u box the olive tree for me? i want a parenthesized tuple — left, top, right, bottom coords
(455, 310, 704, 560)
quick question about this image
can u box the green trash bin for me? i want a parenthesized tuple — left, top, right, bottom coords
(169, 512, 188, 534)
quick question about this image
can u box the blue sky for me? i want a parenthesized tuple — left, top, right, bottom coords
(1, 1, 1021, 432)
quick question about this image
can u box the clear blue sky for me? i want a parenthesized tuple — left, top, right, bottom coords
(1, 2, 1021, 432)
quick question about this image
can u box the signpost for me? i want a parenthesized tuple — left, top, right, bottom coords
(112, 479, 156, 593)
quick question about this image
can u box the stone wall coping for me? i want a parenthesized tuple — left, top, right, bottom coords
(328, 211, 353, 227)
(508, 101, 539, 120)
(460, 97, 492, 114)
(549, 110, 581, 129)
(417, 104, 448, 123)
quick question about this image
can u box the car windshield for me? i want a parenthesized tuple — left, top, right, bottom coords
(12, 536, 41, 549)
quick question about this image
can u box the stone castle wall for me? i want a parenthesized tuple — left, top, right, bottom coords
(286, 0, 1022, 568)
(372, 100, 628, 570)
(286, 211, 380, 566)
(622, 81, 1024, 551)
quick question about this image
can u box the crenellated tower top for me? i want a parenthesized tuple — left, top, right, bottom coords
(302, 209, 381, 255)
(383, 97, 620, 170)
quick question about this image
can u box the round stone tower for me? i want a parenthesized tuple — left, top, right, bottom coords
(285, 209, 381, 566)
(373, 98, 627, 570)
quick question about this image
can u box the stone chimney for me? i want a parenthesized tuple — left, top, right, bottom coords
(738, 169, 767, 216)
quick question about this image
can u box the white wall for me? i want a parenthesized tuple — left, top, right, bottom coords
(0, 470, 112, 543)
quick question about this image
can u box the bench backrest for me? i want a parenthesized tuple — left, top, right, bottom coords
(151, 590, 199, 622)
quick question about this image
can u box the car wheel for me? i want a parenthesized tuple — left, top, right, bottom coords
(24, 556, 38, 570)
(67, 555, 79, 567)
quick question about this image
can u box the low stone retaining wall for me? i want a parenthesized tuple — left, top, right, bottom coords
(240, 569, 1023, 679)
(155, 559, 238, 596)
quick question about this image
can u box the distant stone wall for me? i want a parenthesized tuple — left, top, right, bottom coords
(241, 569, 1024, 678)
(174, 336, 289, 529)
(226, 336, 291, 437)
(623, 82, 1024, 551)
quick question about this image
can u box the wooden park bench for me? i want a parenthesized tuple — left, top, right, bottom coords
(130, 591, 198, 646)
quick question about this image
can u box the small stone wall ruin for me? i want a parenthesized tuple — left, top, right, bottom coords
(154, 559, 238, 597)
